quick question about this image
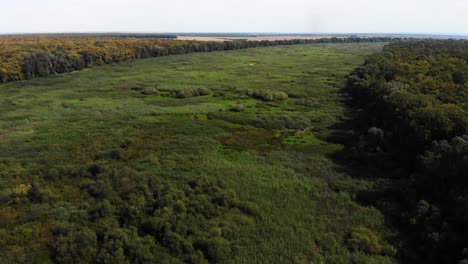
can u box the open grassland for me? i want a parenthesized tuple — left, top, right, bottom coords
(0, 43, 394, 263)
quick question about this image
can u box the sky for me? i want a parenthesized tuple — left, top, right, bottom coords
(1, 0, 467, 35)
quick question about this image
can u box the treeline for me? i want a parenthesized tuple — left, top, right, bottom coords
(0, 33, 178, 39)
(346, 40, 468, 263)
(0, 36, 399, 83)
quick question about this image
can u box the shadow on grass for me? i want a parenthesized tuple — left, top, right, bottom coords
(324, 97, 414, 262)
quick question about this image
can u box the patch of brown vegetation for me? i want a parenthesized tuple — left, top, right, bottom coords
(220, 128, 280, 151)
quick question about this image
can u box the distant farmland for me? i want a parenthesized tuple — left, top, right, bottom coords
(177, 34, 468, 41)
(176, 35, 332, 41)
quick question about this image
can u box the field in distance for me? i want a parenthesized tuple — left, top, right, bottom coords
(176, 33, 468, 42)
(176, 35, 333, 42)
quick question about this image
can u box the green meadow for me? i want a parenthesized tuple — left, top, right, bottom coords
(0, 43, 396, 263)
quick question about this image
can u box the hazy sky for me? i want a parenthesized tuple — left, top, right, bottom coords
(1, 0, 467, 34)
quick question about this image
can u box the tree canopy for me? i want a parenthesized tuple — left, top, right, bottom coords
(346, 39, 468, 263)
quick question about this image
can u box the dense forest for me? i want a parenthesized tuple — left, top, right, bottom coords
(0, 33, 178, 39)
(0, 36, 398, 83)
(346, 40, 468, 263)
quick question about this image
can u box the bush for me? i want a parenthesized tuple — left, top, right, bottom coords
(295, 98, 320, 107)
(246, 89, 289, 101)
(346, 226, 382, 255)
(197, 87, 212, 96)
(171, 88, 212, 98)
(140, 87, 159, 95)
(229, 104, 246, 112)
(237, 88, 288, 101)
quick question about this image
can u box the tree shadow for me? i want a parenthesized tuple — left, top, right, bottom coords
(323, 97, 414, 261)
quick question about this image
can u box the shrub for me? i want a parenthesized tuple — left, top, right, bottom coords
(229, 104, 246, 112)
(197, 87, 212, 96)
(295, 98, 320, 107)
(249, 90, 289, 101)
(171, 88, 212, 98)
(140, 87, 159, 95)
(212, 91, 226, 97)
(346, 226, 382, 255)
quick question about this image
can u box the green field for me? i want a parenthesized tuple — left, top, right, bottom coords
(0, 43, 396, 263)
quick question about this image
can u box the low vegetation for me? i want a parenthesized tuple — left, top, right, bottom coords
(0, 43, 397, 263)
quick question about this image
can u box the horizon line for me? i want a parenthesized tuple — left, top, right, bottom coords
(0, 31, 467, 36)
(0, 31, 468, 38)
